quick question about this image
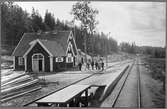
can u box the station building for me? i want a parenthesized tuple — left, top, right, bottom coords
(12, 31, 78, 72)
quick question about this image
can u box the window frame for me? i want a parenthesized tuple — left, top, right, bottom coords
(56, 57, 64, 62)
(18, 57, 24, 65)
(66, 57, 73, 63)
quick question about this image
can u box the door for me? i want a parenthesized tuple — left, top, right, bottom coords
(32, 53, 44, 72)
(39, 60, 43, 71)
(32, 60, 39, 72)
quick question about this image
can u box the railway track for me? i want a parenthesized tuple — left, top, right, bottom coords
(137, 58, 142, 108)
(110, 58, 142, 108)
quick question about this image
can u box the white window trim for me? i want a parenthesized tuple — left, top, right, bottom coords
(56, 57, 64, 62)
(66, 57, 73, 63)
(18, 57, 24, 65)
(67, 53, 72, 57)
(32, 53, 44, 72)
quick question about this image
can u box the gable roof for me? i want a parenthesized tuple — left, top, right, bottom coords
(12, 31, 71, 56)
(40, 39, 65, 56)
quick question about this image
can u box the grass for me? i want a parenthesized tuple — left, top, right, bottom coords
(142, 58, 165, 107)
(143, 58, 165, 82)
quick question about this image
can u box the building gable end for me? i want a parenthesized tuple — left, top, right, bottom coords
(66, 41, 75, 56)
(67, 31, 78, 55)
(23, 39, 53, 57)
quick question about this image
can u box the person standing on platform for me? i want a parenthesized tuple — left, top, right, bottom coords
(84, 57, 87, 71)
(101, 60, 104, 70)
(91, 59, 94, 70)
(87, 59, 91, 70)
(97, 60, 101, 70)
(78, 62, 82, 71)
(95, 60, 98, 70)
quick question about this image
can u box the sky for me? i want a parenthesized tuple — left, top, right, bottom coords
(14, 1, 166, 47)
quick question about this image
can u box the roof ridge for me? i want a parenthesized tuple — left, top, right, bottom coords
(58, 30, 71, 32)
(23, 31, 71, 36)
(24, 32, 37, 34)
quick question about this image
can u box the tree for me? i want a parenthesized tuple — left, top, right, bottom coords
(71, 0, 98, 55)
(31, 8, 44, 32)
(120, 42, 136, 54)
(44, 10, 55, 31)
(1, 2, 31, 54)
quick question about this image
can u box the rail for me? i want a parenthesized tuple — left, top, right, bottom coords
(137, 58, 142, 108)
(111, 58, 142, 108)
(111, 60, 135, 107)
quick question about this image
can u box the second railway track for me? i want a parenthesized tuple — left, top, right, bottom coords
(137, 58, 142, 108)
(110, 58, 142, 108)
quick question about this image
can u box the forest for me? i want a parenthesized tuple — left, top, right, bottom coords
(1, 2, 165, 58)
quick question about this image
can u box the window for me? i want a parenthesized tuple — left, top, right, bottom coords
(56, 57, 63, 62)
(67, 53, 72, 57)
(66, 57, 73, 63)
(18, 57, 24, 65)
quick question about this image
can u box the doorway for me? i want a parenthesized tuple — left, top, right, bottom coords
(32, 53, 44, 72)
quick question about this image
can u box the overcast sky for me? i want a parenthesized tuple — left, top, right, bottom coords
(14, 1, 166, 47)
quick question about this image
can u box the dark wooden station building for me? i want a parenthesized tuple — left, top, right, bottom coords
(12, 31, 78, 72)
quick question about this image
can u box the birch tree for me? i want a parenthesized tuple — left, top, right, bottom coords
(71, 0, 98, 55)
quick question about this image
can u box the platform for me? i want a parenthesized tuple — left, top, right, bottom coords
(36, 85, 90, 104)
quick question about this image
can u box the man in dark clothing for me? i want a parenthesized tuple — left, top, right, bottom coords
(98, 61, 101, 70)
(81, 57, 84, 64)
(91, 60, 94, 70)
(95, 61, 98, 70)
(78, 62, 82, 71)
(87, 59, 92, 70)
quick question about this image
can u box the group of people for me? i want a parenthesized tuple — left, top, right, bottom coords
(78, 58, 104, 71)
